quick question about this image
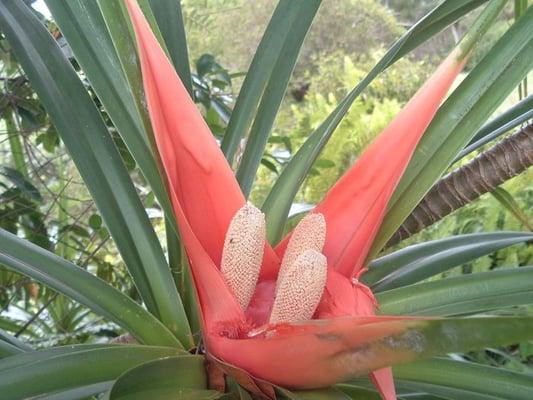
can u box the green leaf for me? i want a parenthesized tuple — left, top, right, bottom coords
(394, 358, 533, 400)
(0, 344, 108, 372)
(88, 214, 103, 229)
(107, 356, 218, 400)
(334, 385, 382, 400)
(0, 339, 22, 359)
(0, 0, 191, 346)
(95, 0, 152, 140)
(362, 232, 533, 291)
(45, 2, 186, 308)
(111, 388, 221, 400)
(491, 187, 533, 230)
(147, 0, 193, 95)
(166, 220, 201, 340)
(31, 381, 113, 400)
(371, 6, 533, 258)
(277, 387, 352, 400)
(95, 0, 170, 137)
(378, 266, 533, 316)
(0, 166, 41, 202)
(95, 0, 181, 240)
(456, 94, 533, 161)
(221, 0, 318, 161)
(0, 328, 32, 353)
(262, 0, 490, 244)
(0, 229, 180, 347)
(0, 318, 35, 337)
(235, 1, 321, 197)
(389, 0, 489, 63)
(96, 0, 170, 109)
(0, 344, 182, 400)
(44, 0, 176, 233)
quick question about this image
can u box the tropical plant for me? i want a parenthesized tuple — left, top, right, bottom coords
(0, 0, 532, 399)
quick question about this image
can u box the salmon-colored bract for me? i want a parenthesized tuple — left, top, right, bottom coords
(126, 1, 467, 398)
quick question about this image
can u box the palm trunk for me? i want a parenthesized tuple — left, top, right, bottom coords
(388, 123, 533, 246)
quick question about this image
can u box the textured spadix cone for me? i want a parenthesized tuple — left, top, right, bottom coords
(126, 0, 470, 398)
(221, 208, 328, 325)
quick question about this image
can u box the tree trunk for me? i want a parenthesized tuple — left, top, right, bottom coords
(388, 123, 533, 246)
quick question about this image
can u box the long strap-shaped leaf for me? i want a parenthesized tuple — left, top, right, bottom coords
(370, 5, 533, 258)
(45, 1, 191, 310)
(94, 0, 150, 138)
(95, 0, 189, 240)
(492, 187, 533, 230)
(0, 0, 191, 346)
(0, 229, 180, 347)
(0, 344, 115, 372)
(43, 0, 177, 235)
(32, 382, 113, 400)
(95, 0, 187, 130)
(96, 0, 169, 139)
(335, 385, 383, 400)
(378, 266, 533, 316)
(147, 0, 193, 95)
(107, 356, 211, 399)
(363, 231, 533, 290)
(455, 94, 533, 161)
(279, 387, 354, 400)
(235, 1, 321, 197)
(0, 340, 22, 359)
(393, 358, 533, 400)
(262, 0, 490, 244)
(220, 0, 319, 162)
(469, 93, 533, 145)
(0, 345, 182, 400)
(0, 318, 35, 338)
(342, 357, 533, 399)
(0, 328, 31, 353)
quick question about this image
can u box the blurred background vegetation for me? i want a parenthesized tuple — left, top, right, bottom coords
(0, 0, 531, 368)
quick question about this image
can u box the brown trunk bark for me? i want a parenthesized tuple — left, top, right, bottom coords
(387, 123, 533, 247)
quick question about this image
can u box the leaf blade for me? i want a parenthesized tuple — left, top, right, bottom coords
(108, 356, 216, 400)
(0, 229, 180, 347)
(44, 0, 176, 234)
(377, 266, 533, 316)
(220, 0, 314, 161)
(0, 345, 182, 399)
(147, 0, 193, 95)
(455, 94, 533, 161)
(491, 187, 533, 230)
(235, 1, 321, 197)
(0, 0, 191, 346)
(371, 6, 533, 257)
(363, 231, 533, 291)
(393, 358, 533, 400)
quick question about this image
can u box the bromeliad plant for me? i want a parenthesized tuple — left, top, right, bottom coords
(0, 0, 533, 399)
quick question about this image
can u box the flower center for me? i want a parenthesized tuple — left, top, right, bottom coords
(221, 204, 327, 324)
